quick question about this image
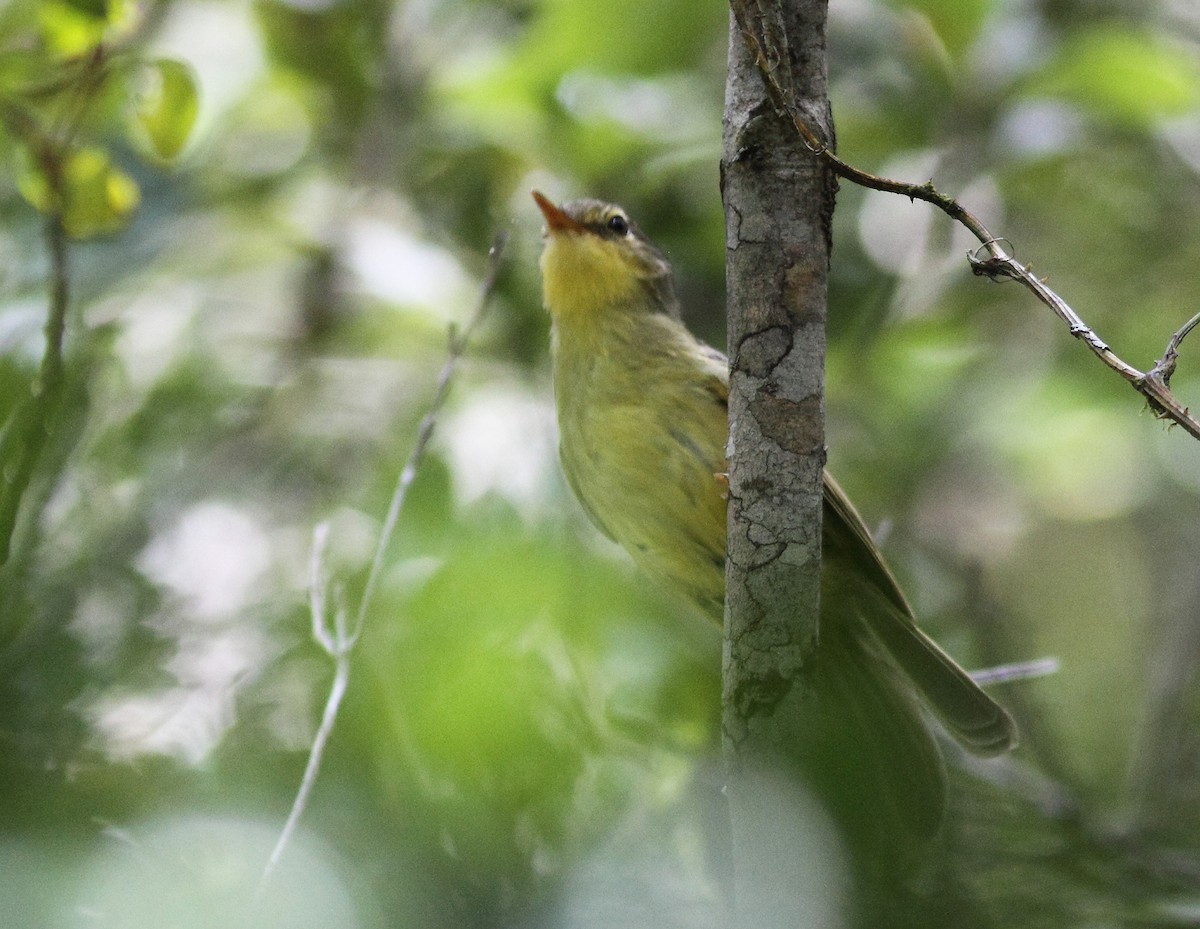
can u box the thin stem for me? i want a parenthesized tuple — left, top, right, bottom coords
(260, 231, 508, 889)
(1147, 309, 1200, 386)
(40, 210, 69, 390)
(353, 231, 508, 633)
(0, 30, 121, 566)
(970, 657, 1061, 687)
(260, 527, 354, 890)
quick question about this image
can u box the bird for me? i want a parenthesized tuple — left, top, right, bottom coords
(532, 189, 1016, 853)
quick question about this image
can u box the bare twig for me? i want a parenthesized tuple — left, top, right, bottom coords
(260, 231, 508, 887)
(260, 522, 356, 889)
(970, 657, 1061, 687)
(355, 230, 508, 632)
(1145, 309, 1200, 389)
(40, 210, 69, 389)
(730, 0, 1200, 441)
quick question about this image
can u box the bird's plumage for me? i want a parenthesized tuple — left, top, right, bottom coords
(535, 191, 1016, 851)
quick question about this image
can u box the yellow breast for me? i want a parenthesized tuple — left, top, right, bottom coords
(552, 308, 729, 619)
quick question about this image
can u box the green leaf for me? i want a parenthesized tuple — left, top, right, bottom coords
(37, 1, 107, 56)
(38, 0, 137, 58)
(17, 146, 140, 238)
(131, 58, 200, 161)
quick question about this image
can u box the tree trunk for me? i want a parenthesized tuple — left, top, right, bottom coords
(720, 0, 837, 924)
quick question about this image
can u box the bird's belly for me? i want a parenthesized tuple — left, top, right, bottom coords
(561, 399, 727, 619)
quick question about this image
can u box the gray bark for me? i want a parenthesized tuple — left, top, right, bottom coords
(720, 0, 837, 924)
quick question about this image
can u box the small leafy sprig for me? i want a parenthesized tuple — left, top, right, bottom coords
(0, 2, 199, 238)
(0, 0, 199, 565)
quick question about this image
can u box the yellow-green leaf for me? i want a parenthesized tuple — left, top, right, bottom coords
(132, 58, 200, 161)
(38, 0, 137, 55)
(17, 146, 140, 238)
(38, 1, 106, 56)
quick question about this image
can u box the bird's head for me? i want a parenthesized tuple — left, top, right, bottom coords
(532, 191, 676, 324)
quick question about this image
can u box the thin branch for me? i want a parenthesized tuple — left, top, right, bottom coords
(730, 0, 1200, 441)
(354, 230, 509, 634)
(260, 522, 356, 890)
(260, 230, 508, 887)
(40, 210, 69, 390)
(970, 657, 1060, 687)
(1145, 309, 1200, 388)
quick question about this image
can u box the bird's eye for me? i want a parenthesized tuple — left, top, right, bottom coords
(606, 214, 629, 236)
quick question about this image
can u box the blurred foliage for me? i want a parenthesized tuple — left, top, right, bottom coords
(0, 0, 1199, 927)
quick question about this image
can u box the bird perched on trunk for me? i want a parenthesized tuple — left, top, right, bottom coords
(532, 190, 1016, 857)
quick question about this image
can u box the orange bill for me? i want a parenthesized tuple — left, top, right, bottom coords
(532, 190, 586, 233)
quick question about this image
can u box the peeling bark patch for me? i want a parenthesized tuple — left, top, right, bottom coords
(783, 262, 824, 328)
(736, 325, 792, 378)
(749, 392, 822, 454)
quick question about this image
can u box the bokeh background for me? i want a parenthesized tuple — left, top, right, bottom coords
(3, 0, 1200, 926)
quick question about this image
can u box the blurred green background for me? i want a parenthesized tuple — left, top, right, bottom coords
(2, 0, 1200, 926)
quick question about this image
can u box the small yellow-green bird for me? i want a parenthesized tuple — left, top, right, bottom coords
(533, 190, 1016, 843)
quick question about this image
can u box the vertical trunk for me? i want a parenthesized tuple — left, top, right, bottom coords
(721, 0, 837, 924)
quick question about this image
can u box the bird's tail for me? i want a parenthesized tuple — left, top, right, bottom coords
(860, 604, 1017, 757)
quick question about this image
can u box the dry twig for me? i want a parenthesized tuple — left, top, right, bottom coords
(260, 231, 508, 888)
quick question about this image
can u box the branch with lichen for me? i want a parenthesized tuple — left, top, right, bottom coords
(730, 0, 1200, 442)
